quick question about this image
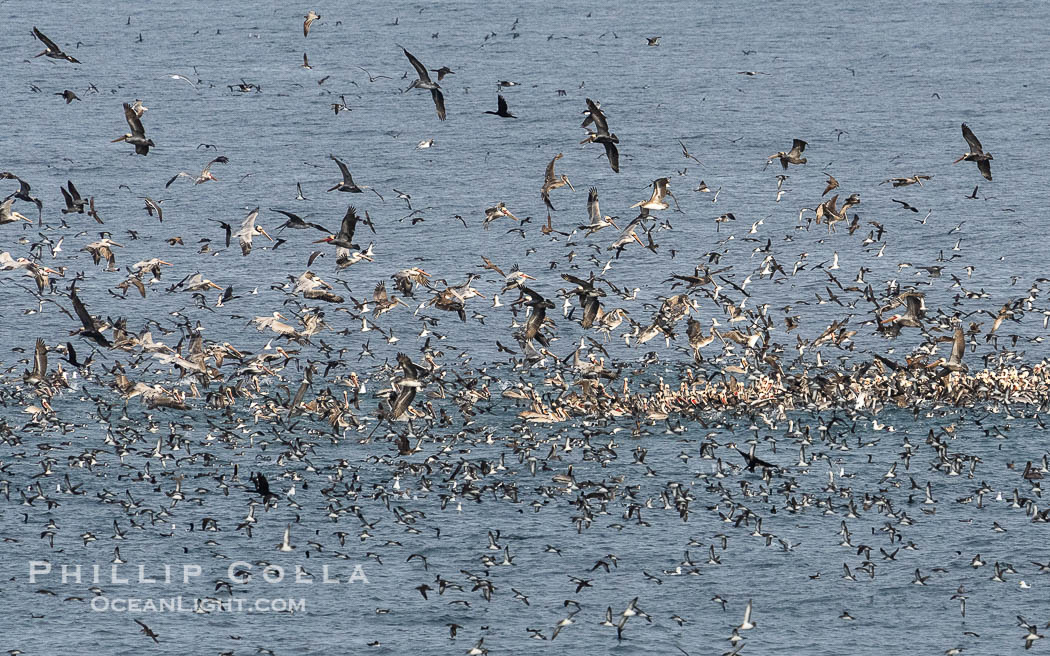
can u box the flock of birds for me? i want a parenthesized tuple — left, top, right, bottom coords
(2, 10, 1050, 656)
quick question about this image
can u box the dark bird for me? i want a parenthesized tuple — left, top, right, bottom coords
(271, 208, 330, 234)
(484, 94, 516, 118)
(56, 89, 80, 103)
(315, 205, 370, 249)
(69, 282, 110, 347)
(327, 154, 366, 193)
(60, 180, 86, 214)
(32, 27, 80, 63)
(954, 123, 993, 181)
(134, 619, 159, 644)
(401, 47, 446, 121)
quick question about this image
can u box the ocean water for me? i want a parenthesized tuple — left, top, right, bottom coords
(2, 1, 1050, 654)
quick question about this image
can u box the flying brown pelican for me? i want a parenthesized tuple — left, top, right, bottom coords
(327, 154, 367, 193)
(60, 180, 86, 214)
(111, 103, 154, 155)
(768, 139, 807, 169)
(315, 205, 370, 249)
(372, 282, 408, 317)
(879, 292, 925, 329)
(954, 124, 993, 181)
(271, 208, 330, 233)
(293, 271, 343, 303)
(69, 283, 110, 347)
(516, 287, 555, 347)
(631, 178, 671, 211)
(32, 27, 79, 63)
(56, 89, 80, 103)
(484, 94, 516, 118)
(393, 267, 431, 296)
(303, 11, 320, 37)
(929, 323, 968, 374)
(580, 99, 620, 173)
(22, 338, 48, 385)
(541, 153, 574, 211)
(401, 47, 446, 121)
(166, 156, 229, 187)
(233, 207, 272, 256)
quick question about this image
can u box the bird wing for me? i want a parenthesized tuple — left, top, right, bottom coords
(950, 326, 965, 363)
(33, 338, 47, 378)
(144, 197, 163, 222)
(340, 206, 359, 243)
(431, 88, 446, 121)
(587, 187, 600, 223)
(70, 285, 97, 333)
(584, 98, 609, 133)
(790, 139, 807, 156)
(497, 94, 509, 114)
(544, 153, 562, 186)
(374, 281, 388, 304)
(67, 180, 82, 201)
(603, 141, 620, 173)
(330, 154, 354, 184)
(33, 27, 61, 51)
(961, 124, 983, 153)
(977, 159, 992, 181)
(123, 103, 145, 137)
(402, 48, 431, 82)
(202, 156, 229, 175)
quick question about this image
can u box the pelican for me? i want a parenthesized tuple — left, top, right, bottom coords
(580, 187, 618, 234)
(372, 282, 409, 317)
(81, 238, 123, 269)
(401, 47, 446, 121)
(880, 292, 925, 328)
(954, 124, 993, 181)
(23, 338, 47, 385)
(233, 207, 272, 256)
(0, 197, 31, 225)
(484, 94, 516, 118)
(392, 267, 431, 296)
(580, 99, 620, 172)
(32, 27, 79, 63)
(315, 205, 372, 249)
(111, 102, 154, 155)
(541, 153, 575, 211)
(271, 208, 330, 233)
(929, 323, 968, 374)
(294, 271, 343, 303)
(631, 178, 671, 211)
(327, 154, 368, 193)
(768, 138, 807, 169)
(166, 156, 228, 187)
(70, 283, 110, 347)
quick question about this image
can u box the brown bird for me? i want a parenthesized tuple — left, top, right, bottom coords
(32, 27, 79, 63)
(541, 153, 574, 211)
(953, 124, 992, 181)
(768, 138, 807, 169)
(112, 102, 154, 155)
(580, 99, 620, 173)
(401, 47, 446, 121)
(56, 89, 80, 103)
(822, 173, 839, 196)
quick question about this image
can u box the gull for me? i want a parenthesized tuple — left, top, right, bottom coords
(166, 156, 228, 187)
(303, 11, 320, 37)
(278, 524, 295, 551)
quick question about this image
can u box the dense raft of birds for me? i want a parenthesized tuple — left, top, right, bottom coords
(2, 13, 1050, 656)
